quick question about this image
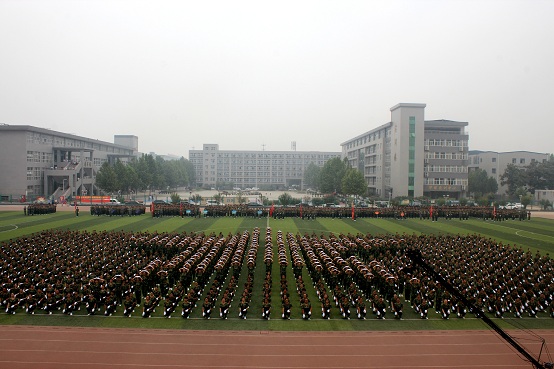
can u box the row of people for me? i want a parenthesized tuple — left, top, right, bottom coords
(23, 203, 56, 215)
(3, 228, 553, 322)
(90, 205, 146, 216)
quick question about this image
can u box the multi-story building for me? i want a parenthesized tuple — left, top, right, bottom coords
(341, 103, 469, 199)
(189, 144, 341, 190)
(468, 150, 550, 196)
(0, 124, 137, 202)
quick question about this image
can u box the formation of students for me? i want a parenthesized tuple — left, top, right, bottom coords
(90, 205, 146, 216)
(25, 201, 530, 223)
(203, 204, 530, 222)
(151, 203, 200, 217)
(23, 203, 57, 215)
(2, 227, 553, 322)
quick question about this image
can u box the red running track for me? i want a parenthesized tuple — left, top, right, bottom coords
(1, 326, 553, 369)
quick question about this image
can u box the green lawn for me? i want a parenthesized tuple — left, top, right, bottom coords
(2, 210, 554, 331)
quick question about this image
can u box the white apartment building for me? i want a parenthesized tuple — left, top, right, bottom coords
(468, 150, 550, 196)
(189, 144, 341, 190)
(341, 103, 469, 199)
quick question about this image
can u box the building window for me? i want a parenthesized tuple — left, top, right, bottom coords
(520, 158, 525, 164)
(492, 168, 496, 174)
(492, 157, 496, 163)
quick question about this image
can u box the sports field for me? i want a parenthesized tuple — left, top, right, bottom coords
(1, 207, 554, 368)
(1, 208, 554, 327)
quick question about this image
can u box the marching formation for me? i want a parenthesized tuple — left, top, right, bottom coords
(1, 227, 553, 322)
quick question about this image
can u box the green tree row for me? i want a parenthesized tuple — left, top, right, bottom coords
(95, 154, 196, 196)
(500, 156, 554, 197)
(303, 157, 366, 197)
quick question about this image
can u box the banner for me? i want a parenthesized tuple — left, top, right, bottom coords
(74, 196, 111, 204)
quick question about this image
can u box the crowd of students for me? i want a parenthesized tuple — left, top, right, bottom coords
(1, 226, 552, 322)
(162, 203, 531, 222)
(90, 205, 146, 216)
(23, 203, 57, 215)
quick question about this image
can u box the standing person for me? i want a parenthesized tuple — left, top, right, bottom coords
(131, 275, 143, 306)
(441, 298, 451, 320)
(75, 206, 79, 217)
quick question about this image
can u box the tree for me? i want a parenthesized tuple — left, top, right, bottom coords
(526, 159, 554, 193)
(141, 154, 157, 193)
(341, 168, 367, 198)
(322, 194, 337, 205)
(95, 162, 118, 194)
(170, 193, 181, 204)
(520, 194, 532, 209)
(278, 192, 293, 206)
(132, 154, 152, 192)
(500, 164, 527, 197)
(469, 169, 498, 198)
(154, 156, 167, 190)
(163, 161, 179, 190)
(311, 197, 325, 206)
(303, 163, 321, 191)
(539, 199, 552, 210)
(96, 154, 195, 196)
(182, 158, 196, 187)
(319, 157, 347, 194)
(125, 165, 140, 197)
(192, 194, 202, 204)
(236, 192, 246, 204)
(213, 193, 224, 205)
(113, 160, 127, 193)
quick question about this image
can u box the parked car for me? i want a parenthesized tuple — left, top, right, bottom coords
(246, 202, 264, 207)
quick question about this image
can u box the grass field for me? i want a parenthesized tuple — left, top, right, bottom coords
(2, 210, 554, 332)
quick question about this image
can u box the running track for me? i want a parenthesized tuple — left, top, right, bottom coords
(1, 327, 553, 368)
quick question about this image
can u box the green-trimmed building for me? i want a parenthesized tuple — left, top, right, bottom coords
(341, 103, 469, 200)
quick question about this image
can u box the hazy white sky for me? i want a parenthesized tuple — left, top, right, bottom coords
(1, 0, 552, 157)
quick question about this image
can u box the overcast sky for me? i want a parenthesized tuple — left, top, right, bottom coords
(1, 0, 552, 157)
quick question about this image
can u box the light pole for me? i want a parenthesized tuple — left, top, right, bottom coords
(62, 179, 68, 205)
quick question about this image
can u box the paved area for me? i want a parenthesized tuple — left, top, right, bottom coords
(1, 326, 552, 369)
